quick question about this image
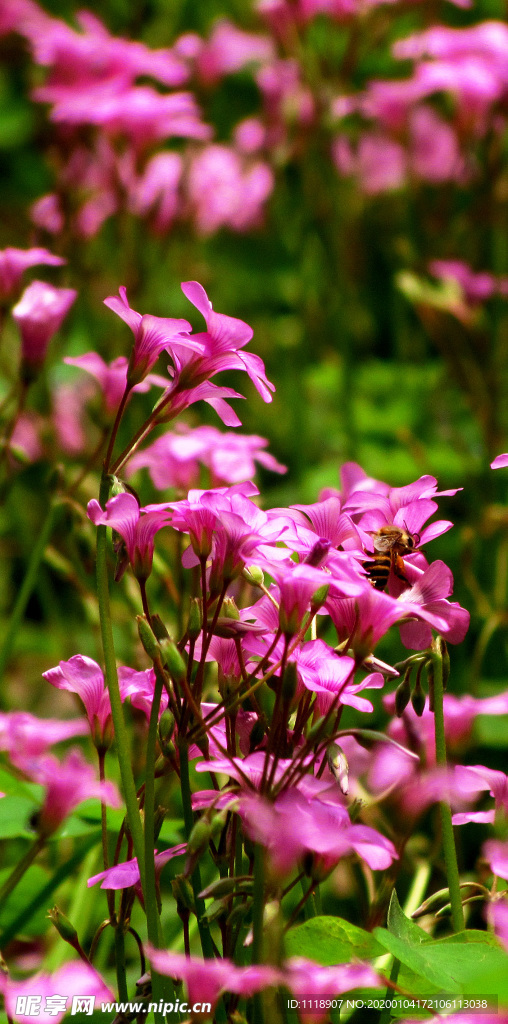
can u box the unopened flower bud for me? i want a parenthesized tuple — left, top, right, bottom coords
(187, 818, 213, 858)
(188, 598, 202, 640)
(158, 709, 175, 754)
(110, 475, 127, 497)
(310, 583, 329, 610)
(243, 565, 264, 587)
(159, 638, 187, 683)
(47, 906, 79, 946)
(171, 874, 195, 914)
(411, 665, 426, 717)
(222, 597, 240, 620)
(137, 615, 161, 662)
(304, 538, 331, 568)
(327, 744, 349, 795)
(395, 667, 412, 717)
(150, 614, 170, 641)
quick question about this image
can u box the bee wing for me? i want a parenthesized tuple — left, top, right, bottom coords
(373, 530, 400, 552)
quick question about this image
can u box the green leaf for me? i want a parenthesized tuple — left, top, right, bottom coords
(387, 890, 432, 945)
(0, 866, 50, 937)
(374, 924, 508, 995)
(0, 795, 38, 838)
(285, 915, 384, 965)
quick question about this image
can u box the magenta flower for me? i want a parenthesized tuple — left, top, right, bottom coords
(488, 900, 508, 953)
(19, 748, 121, 836)
(126, 151, 183, 234)
(43, 654, 114, 748)
(452, 764, 508, 825)
(64, 351, 168, 414)
(327, 584, 447, 663)
(394, 560, 470, 650)
(386, 689, 508, 767)
(0, 246, 65, 300)
(0, 961, 113, 1024)
(12, 280, 76, 371)
(0, 710, 88, 766)
(88, 844, 186, 906)
(430, 260, 499, 304)
(87, 492, 171, 581)
(196, 20, 273, 85)
(187, 146, 274, 235)
(283, 959, 383, 1023)
(483, 839, 508, 881)
(291, 639, 383, 715)
(118, 665, 168, 720)
(145, 949, 281, 1016)
(103, 286, 197, 387)
(128, 424, 286, 490)
(492, 453, 508, 469)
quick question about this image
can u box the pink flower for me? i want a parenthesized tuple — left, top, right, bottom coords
(187, 145, 274, 235)
(430, 260, 499, 303)
(103, 286, 196, 387)
(43, 655, 114, 747)
(488, 900, 508, 952)
(492, 453, 508, 469)
(0, 246, 65, 300)
(283, 959, 383, 1023)
(12, 281, 76, 370)
(88, 844, 186, 904)
(19, 748, 121, 836)
(126, 152, 182, 234)
(30, 194, 64, 234)
(63, 352, 167, 414)
(333, 133, 406, 194)
(394, 560, 470, 649)
(409, 105, 463, 182)
(127, 424, 285, 490)
(145, 949, 281, 1015)
(0, 962, 113, 1024)
(327, 583, 447, 663)
(181, 280, 275, 404)
(196, 20, 274, 84)
(0, 711, 88, 765)
(87, 493, 171, 581)
(483, 839, 508, 880)
(452, 764, 508, 825)
(291, 639, 383, 715)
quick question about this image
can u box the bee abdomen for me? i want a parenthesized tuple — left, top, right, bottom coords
(362, 554, 391, 590)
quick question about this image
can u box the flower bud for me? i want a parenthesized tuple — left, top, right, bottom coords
(327, 744, 349, 795)
(158, 709, 176, 754)
(188, 598, 202, 639)
(150, 613, 170, 641)
(137, 615, 161, 662)
(110, 475, 127, 497)
(171, 874, 195, 914)
(243, 565, 264, 587)
(304, 538, 331, 568)
(221, 597, 240, 620)
(160, 638, 187, 684)
(411, 665, 426, 717)
(47, 906, 79, 946)
(395, 667, 412, 717)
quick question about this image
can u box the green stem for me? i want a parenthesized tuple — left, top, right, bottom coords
(144, 662, 170, 1021)
(0, 836, 45, 904)
(114, 921, 128, 1004)
(251, 843, 265, 1024)
(432, 648, 465, 933)
(0, 501, 57, 694)
(96, 473, 145, 888)
(178, 741, 216, 961)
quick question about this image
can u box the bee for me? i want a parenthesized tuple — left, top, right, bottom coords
(362, 525, 419, 591)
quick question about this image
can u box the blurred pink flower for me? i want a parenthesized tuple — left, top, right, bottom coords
(20, 748, 121, 836)
(63, 352, 167, 415)
(43, 654, 116, 748)
(0, 962, 113, 1024)
(483, 839, 508, 880)
(128, 424, 285, 489)
(145, 950, 281, 1017)
(409, 105, 463, 182)
(12, 280, 76, 371)
(0, 246, 65, 300)
(196, 20, 274, 84)
(187, 145, 274, 234)
(492, 453, 508, 469)
(127, 152, 183, 234)
(0, 711, 88, 765)
(30, 194, 64, 235)
(332, 133, 406, 194)
(283, 959, 382, 1023)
